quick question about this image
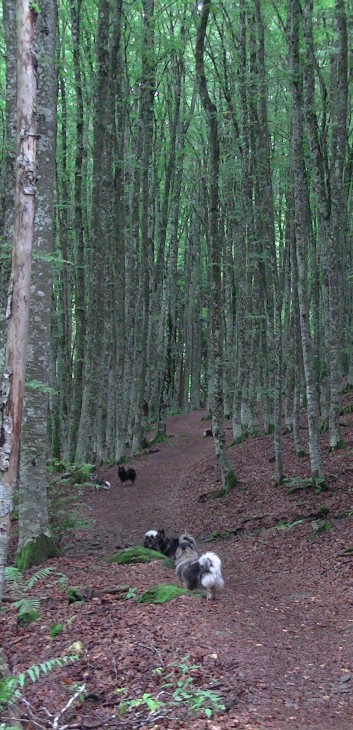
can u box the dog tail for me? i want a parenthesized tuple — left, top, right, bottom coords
(178, 533, 198, 552)
(198, 551, 224, 591)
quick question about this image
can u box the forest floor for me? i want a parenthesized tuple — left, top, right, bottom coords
(2, 405, 353, 729)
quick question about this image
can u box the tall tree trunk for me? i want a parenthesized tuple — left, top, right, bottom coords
(68, 0, 86, 459)
(0, 0, 38, 602)
(303, 0, 346, 450)
(75, 0, 110, 462)
(327, 0, 347, 448)
(195, 0, 236, 492)
(287, 0, 324, 482)
(131, 0, 155, 455)
(0, 1, 17, 371)
(254, 0, 283, 482)
(17, 0, 59, 570)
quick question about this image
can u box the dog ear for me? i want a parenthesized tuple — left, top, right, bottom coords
(158, 529, 166, 538)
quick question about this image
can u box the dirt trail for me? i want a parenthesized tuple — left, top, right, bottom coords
(79, 409, 215, 552)
(69, 410, 353, 728)
(3, 408, 353, 729)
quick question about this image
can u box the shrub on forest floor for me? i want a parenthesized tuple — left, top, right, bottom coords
(137, 583, 196, 604)
(0, 655, 79, 720)
(310, 520, 332, 538)
(50, 461, 95, 484)
(284, 476, 329, 495)
(4, 566, 67, 625)
(107, 546, 174, 568)
(116, 656, 225, 720)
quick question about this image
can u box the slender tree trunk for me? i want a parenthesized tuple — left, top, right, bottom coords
(303, 0, 346, 449)
(131, 0, 155, 455)
(75, 0, 110, 462)
(52, 66, 73, 459)
(254, 0, 283, 482)
(327, 0, 347, 448)
(287, 0, 324, 481)
(68, 0, 86, 459)
(195, 0, 236, 491)
(0, 1, 17, 371)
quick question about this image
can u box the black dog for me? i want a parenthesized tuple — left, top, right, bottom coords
(203, 428, 213, 437)
(118, 465, 137, 484)
(143, 528, 179, 559)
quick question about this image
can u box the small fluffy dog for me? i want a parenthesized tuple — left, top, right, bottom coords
(203, 428, 213, 437)
(143, 529, 158, 549)
(143, 529, 179, 559)
(118, 465, 137, 484)
(89, 473, 111, 489)
(175, 533, 224, 600)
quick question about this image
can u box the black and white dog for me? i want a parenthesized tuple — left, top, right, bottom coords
(89, 473, 111, 490)
(175, 533, 224, 600)
(143, 529, 179, 559)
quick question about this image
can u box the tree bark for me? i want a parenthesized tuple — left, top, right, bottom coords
(0, 0, 38, 602)
(287, 0, 324, 481)
(195, 0, 237, 491)
(17, 0, 59, 570)
(0, 1, 17, 371)
(131, 0, 155, 455)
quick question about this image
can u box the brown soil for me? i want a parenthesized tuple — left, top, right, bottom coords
(2, 408, 353, 729)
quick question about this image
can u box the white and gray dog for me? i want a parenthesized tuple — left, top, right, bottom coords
(175, 533, 224, 600)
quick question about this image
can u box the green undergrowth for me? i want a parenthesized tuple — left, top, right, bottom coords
(150, 432, 168, 444)
(137, 584, 196, 604)
(198, 471, 238, 502)
(67, 586, 85, 604)
(107, 546, 174, 569)
(49, 460, 95, 484)
(15, 534, 59, 571)
(283, 476, 330, 494)
(4, 566, 68, 625)
(116, 656, 224, 720)
(340, 546, 353, 555)
(340, 402, 353, 415)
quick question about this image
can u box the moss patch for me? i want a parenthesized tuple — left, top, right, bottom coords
(137, 583, 195, 604)
(15, 535, 59, 572)
(67, 586, 85, 604)
(225, 469, 238, 491)
(107, 546, 174, 569)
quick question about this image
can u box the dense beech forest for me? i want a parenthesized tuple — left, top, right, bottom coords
(0, 0, 352, 570)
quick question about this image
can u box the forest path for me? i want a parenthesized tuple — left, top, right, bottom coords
(64, 408, 353, 729)
(78, 409, 216, 553)
(6, 408, 352, 728)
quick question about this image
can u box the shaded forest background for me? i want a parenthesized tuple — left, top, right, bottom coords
(0, 0, 353, 563)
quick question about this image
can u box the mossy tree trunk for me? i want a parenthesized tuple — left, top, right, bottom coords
(0, 1, 17, 372)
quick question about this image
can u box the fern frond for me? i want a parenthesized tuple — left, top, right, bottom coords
(27, 567, 54, 589)
(17, 655, 79, 689)
(4, 567, 24, 585)
(14, 597, 40, 615)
